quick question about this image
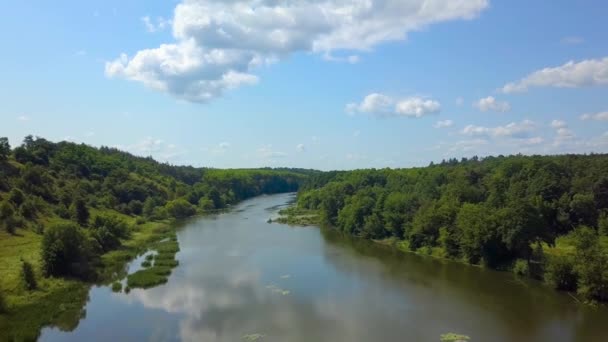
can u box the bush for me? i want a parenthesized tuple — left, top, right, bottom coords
(111, 282, 122, 293)
(141, 260, 151, 268)
(0, 200, 17, 234)
(545, 256, 578, 291)
(21, 259, 37, 291)
(90, 215, 130, 252)
(165, 199, 196, 219)
(41, 223, 91, 278)
(128, 200, 143, 216)
(512, 259, 530, 277)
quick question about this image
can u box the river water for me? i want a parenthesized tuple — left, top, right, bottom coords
(40, 193, 608, 341)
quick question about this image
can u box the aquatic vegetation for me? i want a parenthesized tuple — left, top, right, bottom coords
(440, 333, 471, 341)
(242, 333, 265, 341)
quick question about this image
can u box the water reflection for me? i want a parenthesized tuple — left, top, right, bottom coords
(41, 193, 608, 342)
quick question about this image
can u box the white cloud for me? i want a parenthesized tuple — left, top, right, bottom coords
(75, 50, 87, 56)
(353, 130, 361, 137)
(119, 137, 187, 162)
(501, 57, 608, 93)
(461, 120, 535, 138)
(107, 0, 488, 103)
(560, 36, 584, 45)
(550, 119, 567, 129)
(434, 120, 453, 128)
(474, 96, 510, 112)
(218, 142, 230, 149)
(580, 111, 608, 121)
(141, 16, 172, 33)
(257, 145, 287, 159)
(16, 115, 30, 122)
(296, 144, 305, 152)
(84, 131, 95, 137)
(347, 93, 440, 118)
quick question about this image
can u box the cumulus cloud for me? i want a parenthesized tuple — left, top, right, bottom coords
(474, 96, 510, 112)
(501, 57, 608, 93)
(107, 0, 488, 102)
(16, 115, 30, 122)
(347, 93, 440, 118)
(141, 16, 171, 33)
(461, 120, 535, 138)
(550, 119, 567, 129)
(434, 120, 453, 128)
(118, 137, 187, 162)
(296, 143, 305, 152)
(580, 111, 608, 121)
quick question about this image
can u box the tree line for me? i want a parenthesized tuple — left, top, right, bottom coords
(294, 154, 608, 302)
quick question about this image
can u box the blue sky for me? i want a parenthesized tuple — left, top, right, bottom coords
(1, 0, 607, 170)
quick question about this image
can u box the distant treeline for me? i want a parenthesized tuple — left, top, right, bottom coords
(295, 155, 608, 302)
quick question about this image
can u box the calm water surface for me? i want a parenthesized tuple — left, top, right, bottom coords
(40, 193, 608, 341)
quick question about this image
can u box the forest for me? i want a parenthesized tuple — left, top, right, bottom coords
(291, 154, 608, 303)
(0, 135, 313, 339)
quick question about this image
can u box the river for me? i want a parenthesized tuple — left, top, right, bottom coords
(40, 193, 608, 341)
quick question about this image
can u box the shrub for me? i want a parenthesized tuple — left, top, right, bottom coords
(141, 260, 151, 268)
(21, 259, 37, 291)
(128, 200, 143, 216)
(513, 259, 530, 277)
(41, 222, 91, 278)
(165, 199, 196, 219)
(545, 256, 578, 291)
(0, 201, 16, 234)
(90, 214, 130, 252)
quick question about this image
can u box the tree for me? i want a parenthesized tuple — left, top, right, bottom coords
(165, 199, 196, 219)
(0, 289, 6, 313)
(572, 227, 608, 301)
(21, 259, 37, 291)
(0, 137, 10, 161)
(90, 215, 130, 252)
(8, 188, 25, 207)
(71, 197, 89, 227)
(41, 223, 91, 278)
(0, 200, 17, 234)
(143, 197, 157, 218)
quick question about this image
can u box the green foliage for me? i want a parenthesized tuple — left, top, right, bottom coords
(294, 154, 608, 301)
(545, 255, 578, 292)
(70, 198, 89, 227)
(440, 333, 470, 342)
(165, 199, 196, 219)
(0, 200, 17, 234)
(0, 137, 10, 161)
(41, 223, 92, 278)
(90, 214, 130, 252)
(20, 259, 37, 291)
(513, 259, 530, 277)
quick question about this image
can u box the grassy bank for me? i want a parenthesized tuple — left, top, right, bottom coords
(0, 212, 178, 341)
(273, 206, 321, 226)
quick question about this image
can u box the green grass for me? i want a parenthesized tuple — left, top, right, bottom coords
(275, 206, 320, 226)
(126, 237, 180, 289)
(0, 212, 180, 340)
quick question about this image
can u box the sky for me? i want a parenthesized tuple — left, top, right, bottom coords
(1, 0, 607, 170)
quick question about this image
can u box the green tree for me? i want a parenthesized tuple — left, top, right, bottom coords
(8, 188, 25, 207)
(70, 197, 89, 226)
(165, 199, 196, 219)
(41, 223, 91, 278)
(0, 137, 10, 161)
(0, 289, 6, 313)
(545, 255, 577, 291)
(90, 215, 130, 252)
(0, 200, 17, 234)
(572, 227, 608, 301)
(21, 259, 37, 291)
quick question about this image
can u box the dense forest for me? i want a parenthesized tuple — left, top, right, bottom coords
(291, 155, 608, 303)
(0, 135, 313, 340)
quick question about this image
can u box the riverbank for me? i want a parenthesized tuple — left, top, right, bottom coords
(274, 203, 597, 305)
(0, 212, 178, 341)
